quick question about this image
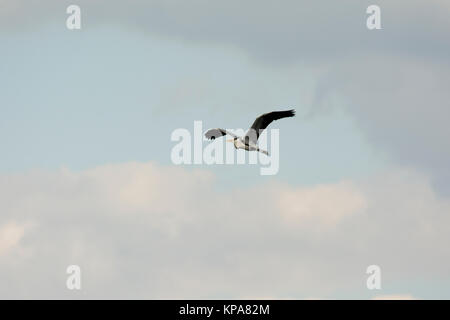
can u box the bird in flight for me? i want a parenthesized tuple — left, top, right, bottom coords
(205, 109, 295, 156)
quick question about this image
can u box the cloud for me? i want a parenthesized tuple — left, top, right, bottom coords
(1, 1, 449, 64)
(0, 162, 449, 298)
(276, 181, 367, 229)
(0, 221, 27, 256)
(312, 54, 450, 193)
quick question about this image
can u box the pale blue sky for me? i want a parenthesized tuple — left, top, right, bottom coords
(0, 24, 388, 186)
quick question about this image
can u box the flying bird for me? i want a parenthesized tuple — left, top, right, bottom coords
(205, 109, 295, 155)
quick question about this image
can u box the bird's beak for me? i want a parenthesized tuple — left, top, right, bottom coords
(226, 139, 234, 143)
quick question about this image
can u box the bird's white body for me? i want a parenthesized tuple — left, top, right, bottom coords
(233, 138, 248, 149)
(233, 137, 268, 155)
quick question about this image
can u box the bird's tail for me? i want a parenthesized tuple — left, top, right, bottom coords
(258, 148, 269, 156)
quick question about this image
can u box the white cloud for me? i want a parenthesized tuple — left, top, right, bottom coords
(276, 181, 367, 229)
(0, 162, 449, 298)
(0, 221, 27, 256)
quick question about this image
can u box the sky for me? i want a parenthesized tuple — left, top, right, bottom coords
(0, 0, 449, 299)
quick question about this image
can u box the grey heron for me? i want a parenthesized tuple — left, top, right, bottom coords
(204, 109, 295, 155)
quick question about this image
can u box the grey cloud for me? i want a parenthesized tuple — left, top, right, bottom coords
(312, 55, 450, 193)
(1, 1, 449, 63)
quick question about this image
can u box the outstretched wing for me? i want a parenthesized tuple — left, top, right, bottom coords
(204, 128, 238, 140)
(244, 109, 295, 144)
